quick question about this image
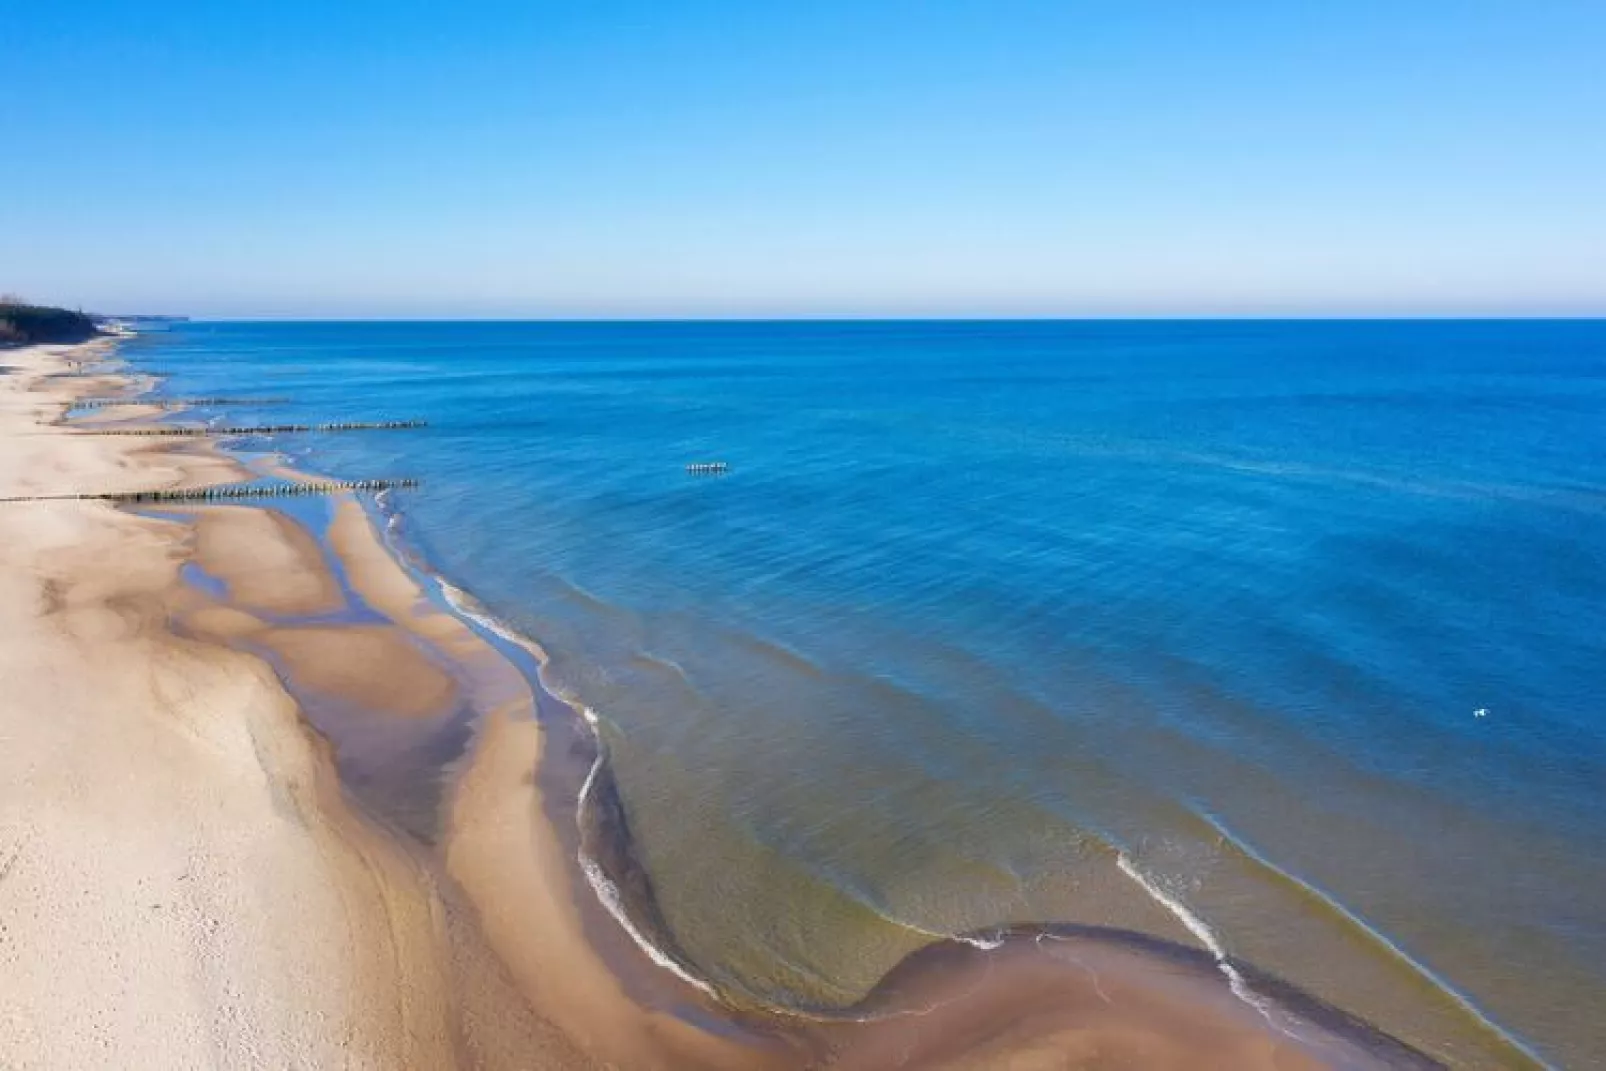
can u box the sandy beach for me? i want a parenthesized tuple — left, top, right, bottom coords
(0, 340, 600, 1069)
(0, 339, 1447, 1070)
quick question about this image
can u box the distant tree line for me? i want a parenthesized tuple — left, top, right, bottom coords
(0, 295, 102, 344)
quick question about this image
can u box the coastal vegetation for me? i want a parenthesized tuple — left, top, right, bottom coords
(0, 296, 101, 345)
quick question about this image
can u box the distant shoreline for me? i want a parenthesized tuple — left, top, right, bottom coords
(0, 303, 100, 345)
(118, 314, 1606, 324)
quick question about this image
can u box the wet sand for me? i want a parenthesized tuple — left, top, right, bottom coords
(0, 338, 1445, 1069)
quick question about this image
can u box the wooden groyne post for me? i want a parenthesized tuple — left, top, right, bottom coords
(44, 368, 157, 379)
(75, 419, 427, 437)
(0, 478, 421, 506)
(72, 397, 293, 410)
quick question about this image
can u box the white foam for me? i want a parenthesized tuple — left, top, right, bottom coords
(846, 902, 1006, 955)
(574, 745, 719, 999)
(1192, 811, 1555, 1067)
(405, 542, 719, 997)
(438, 577, 528, 648)
(1116, 853, 1303, 1040)
(369, 500, 716, 1000)
(955, 933, 1005, 951)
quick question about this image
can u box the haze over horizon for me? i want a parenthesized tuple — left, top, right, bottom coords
(6, 1, 1605, 319)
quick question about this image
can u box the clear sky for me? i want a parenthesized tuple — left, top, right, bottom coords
(4, 2, 1604, 318)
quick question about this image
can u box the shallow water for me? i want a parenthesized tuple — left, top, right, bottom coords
(123, 320, 1605, 1066)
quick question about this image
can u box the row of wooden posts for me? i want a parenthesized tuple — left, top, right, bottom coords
(72, 397, 291, 409)
(0, 382, 426, 504)
(48, 369, 168, 378)
(10, 378, 732, 507)
(76, 419, 427, 437)
(0, 479, 421, 505)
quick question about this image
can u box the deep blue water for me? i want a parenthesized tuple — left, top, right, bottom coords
(125, 320, 1606, 1066)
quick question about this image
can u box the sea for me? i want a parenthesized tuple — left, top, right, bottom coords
(120, 320, 1605, 1067)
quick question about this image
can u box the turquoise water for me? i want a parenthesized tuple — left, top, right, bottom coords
(126, 321, 1605, 1065)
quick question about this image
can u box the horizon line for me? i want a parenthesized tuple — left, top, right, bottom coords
(133, 313, 1606, 324)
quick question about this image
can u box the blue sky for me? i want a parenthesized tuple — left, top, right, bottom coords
(4, 2, 1604, 317)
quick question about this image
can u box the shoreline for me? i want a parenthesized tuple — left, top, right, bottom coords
(0, 339, 689, 1069)
(0, 339, 477, 1068)
(0, 336, 1464, 1068)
